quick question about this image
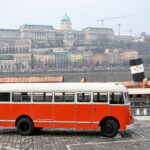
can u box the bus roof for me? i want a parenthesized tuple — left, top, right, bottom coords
(0, 83, 127, 93)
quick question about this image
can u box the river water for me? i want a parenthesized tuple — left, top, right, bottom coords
(1, 70, 150, 82)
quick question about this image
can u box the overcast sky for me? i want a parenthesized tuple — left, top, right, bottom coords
(0, 0, 149, 35)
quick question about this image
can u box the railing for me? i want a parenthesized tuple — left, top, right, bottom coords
(131, 107, 150, 116)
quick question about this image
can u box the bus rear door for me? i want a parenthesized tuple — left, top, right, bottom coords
(31, 92, 53, 128)
(75, 92, 92, 129)
(53, 92, 75, 128)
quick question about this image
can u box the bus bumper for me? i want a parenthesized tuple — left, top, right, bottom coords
(126, 123, 134, 129)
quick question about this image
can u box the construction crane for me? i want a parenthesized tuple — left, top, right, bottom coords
(97, 15, 133, 28)
(117, 23, 121, 37)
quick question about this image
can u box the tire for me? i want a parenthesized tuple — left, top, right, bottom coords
(101, 119, 119, 137)
(35, 127, 43, 130)
(17, 118, 34, 135)
(34, 127, 43, 133)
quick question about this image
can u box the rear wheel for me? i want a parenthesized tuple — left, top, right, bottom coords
(101, 119, 119, 137)
(17, 118, 34, 135)
(34, 127, 43, 133)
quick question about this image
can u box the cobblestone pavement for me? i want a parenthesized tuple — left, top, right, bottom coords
(0, 120, 150, 150)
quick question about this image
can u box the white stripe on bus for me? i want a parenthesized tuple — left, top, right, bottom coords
(0, 120, 99, 124)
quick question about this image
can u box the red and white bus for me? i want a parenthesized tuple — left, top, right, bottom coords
(0, 82, 133, 137)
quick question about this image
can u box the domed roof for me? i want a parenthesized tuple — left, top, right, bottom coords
(61, 13, 71, 22)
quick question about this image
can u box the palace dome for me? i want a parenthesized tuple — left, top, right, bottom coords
(61, 14, 71, 22)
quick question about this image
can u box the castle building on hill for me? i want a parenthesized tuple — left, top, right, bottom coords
(0, 14, 114, 42)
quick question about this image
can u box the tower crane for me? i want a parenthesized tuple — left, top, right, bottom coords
(96, 15, 133, 28)
(117, 23, 121, 37)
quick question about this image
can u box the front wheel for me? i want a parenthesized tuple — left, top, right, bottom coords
(17, 118, 34, 135)
(101, 119, 119, 137)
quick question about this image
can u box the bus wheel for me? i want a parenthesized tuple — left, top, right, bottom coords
(34, 127, 43, 133)
(101, 119, 119, 137)
(17, 118, 34, 135)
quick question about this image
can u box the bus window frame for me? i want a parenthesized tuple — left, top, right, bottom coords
(108, 92, 125, 105)
(92, 92, 109, 104)
(54, 92, 75, 104)
(10, 92, 12, 102)
(11, 92, 32, 103)
(0, 92, 11, 103)
(123, 92, 130, 104)
(32, 92, 53, 103)
(77, 92, 92, 104)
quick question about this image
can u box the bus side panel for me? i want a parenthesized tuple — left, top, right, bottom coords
(53, 104, 75, 128)
(31, 104, 53, 128)
(76, 104, 92, 129)
(109, 105, 129, 130)
(11, 104, 32, 127)
(0, 104, 11, 127)
(92, 104, 109, 129)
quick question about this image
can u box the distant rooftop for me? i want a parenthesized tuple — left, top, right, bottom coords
(0, 29, 18, 32)
(0, 76, 64, 83)
(82, 27, 113, 31)
(21, 24, 54, 29)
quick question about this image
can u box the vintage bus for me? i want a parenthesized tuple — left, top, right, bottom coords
(0, 82, 133, 137)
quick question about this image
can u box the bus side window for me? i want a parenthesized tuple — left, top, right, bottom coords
(54, 93, 64, 102)
(110, 92, 124, 104)
(54, 93, 74, 102)
(64, 93, 74, 102)
(0, 93, 10, 102)
(33, 92, 52, 102)
(45, 93, 53, 102)
(93, 93, 107, 103)
(12, 92, 31, 102)
(77, 93, 91, 102)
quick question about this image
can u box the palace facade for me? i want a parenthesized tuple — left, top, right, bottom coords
(0, 14, 114, 42)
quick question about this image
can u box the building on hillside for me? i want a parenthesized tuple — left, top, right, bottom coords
(0, 40, 31, 54)
(122, 50, 139, 61)
(33, 53, 55, 70)
(104, 48, 124, 64)
(19, 24, 56, 40)
(133, 32, 150, 43)
(115, 35, 133, 42)
(104, 48, 139, 65)
(83, 27, 114, 40)
(91, 55, 105, 66)
(0, 54, 31, 72)
(0, 14, 114, 43)
(0, 29, 20, 40)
